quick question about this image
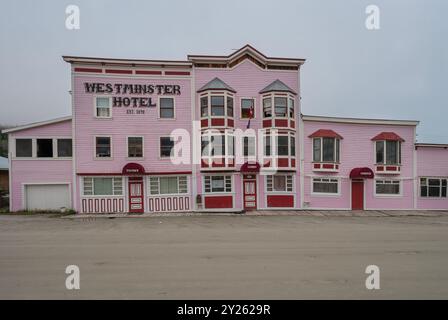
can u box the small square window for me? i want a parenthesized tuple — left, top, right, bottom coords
(160, 137, 174, 157)
(15, 139, 32, 157)
(57, 139, 72, 157)
(95, 97, 111, 118)
(160, 98, 174, 118)
(36, 139, 53, 158)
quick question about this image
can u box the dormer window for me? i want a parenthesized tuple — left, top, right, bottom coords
(260, 79, 297, 120)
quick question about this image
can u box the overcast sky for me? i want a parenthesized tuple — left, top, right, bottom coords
(0, 0, 446, 142)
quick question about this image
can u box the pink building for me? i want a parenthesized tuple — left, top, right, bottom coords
(3, 45, 448, 213)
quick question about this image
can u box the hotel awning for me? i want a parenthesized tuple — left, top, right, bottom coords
(240, 162, 260, 173)
(122, 163, 146, 175)
(349, 167, 374, 179)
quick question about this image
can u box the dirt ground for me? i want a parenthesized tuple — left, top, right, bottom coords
(0, 213, 448, 299)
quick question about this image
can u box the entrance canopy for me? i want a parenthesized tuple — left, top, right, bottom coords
(122, 163, 146, 175)
(349, 167, 374, 179)
(240, 162, 260, 173)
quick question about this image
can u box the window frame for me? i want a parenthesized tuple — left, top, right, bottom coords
(158, 96, 176, 119)
(311, 177, 340, 196)
(262, 93, 296, 120)
(159, 136, 175, 158)
(419, 177, 448, 198)
(82, 176, 123, 197)
(312, 137, 341, 163)
(94, 96, 112, 119)
(374, 179, 402, 197)
(94, 136, 112, 159)
(203, 175, 233, 194)
(56, 138, 73, 158)
(375, 140, 401, 165)
(15, 138, 33, 158)
(14, 137, 73, 159)
(240, 97, 256, 119)
(199, 91, 235, 119)
(148, 175, 188, 196)
(265, 174, 294, 193)
(127, 136, 144, 159)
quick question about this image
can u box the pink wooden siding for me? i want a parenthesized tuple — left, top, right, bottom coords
(416, 146, 448, 209)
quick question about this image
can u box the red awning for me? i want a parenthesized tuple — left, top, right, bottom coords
(349, 167, 374, 179)
(122, 163, 146, 175)
(240, 162, 260, 173)
(308, 129, 343, 139)
(371, 132, 405, 142)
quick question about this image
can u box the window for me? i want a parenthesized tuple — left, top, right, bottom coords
(274, 97, 287, 117)
(264, 135, 271, 156)
(420, 177, 447, 198)
(227, 96, 233, 117)
(277, 136, 289, 156)
(36, 139, 53, 158)
(266, 175, 293, 192)
(288, 98, 294, 118)
(243, 136, 256, 157)
(83, 177, 122, 196)
(160, 137, 174, 158)
(210, 135, 225, 156)
(376, 180, 401, 195)
(128, 137, 143, 158)
(204, 175, 232, 193)
(227, 135, 234, 156)
(290, 136, 295, 156)
(376, 140, 401, 165)
(57, 139, 72, 157)
(95, 137, 111, 158)
(241, 98, 254, 118)
(313, 137, 340, 162)
(201, 136, 209, 156)
(211, 96, 225, 116)
(159, 97, 174, 118)
(15, 139, 32, 157)
(201, 96, 208, 117)
(95, 97, 111, 118)
(263, 97, 272, 117)
(149, 176, 188, 195)
(312, 178, 339, 194)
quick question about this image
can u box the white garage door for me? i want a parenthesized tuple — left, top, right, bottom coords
(25, 184, 71, 210)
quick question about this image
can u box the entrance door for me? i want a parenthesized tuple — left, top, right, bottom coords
(351, 179, 364, 210)
(128, 177, 144, 213)
(243, 175, 257, 210)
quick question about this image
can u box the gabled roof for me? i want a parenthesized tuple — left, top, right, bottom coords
(1, 116, 72, 134)
(197, 77, 236, 93)
(259, 79, 297, 95)
(308, 129, 343, 139)
(188, 44, 305, 68)
(371, 132, 405, 142)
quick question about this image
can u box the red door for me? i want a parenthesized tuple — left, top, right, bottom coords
(351, 179, 364, 210)
(128, 177, 144, 213)
(243, 175, 257, 210)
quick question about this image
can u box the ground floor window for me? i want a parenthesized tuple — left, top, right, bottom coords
(149, 176, 188, 195)
(204, 175, 232, 193)
(266, 175, 293, 192)
(312, 178, 339, 194)
(375, 180, 401, 195)
(83, 177, 122, 196)
(420, 177, 447, 198)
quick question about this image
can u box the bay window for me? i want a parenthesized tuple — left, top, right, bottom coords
(263, 97, 272, 117)
(375, 180, 401, 195)
(313, 137, 340, 162)
(211, 96, 224, 116)
(262, 93, 295, 120)
(200, 93, 234, 118)
(420, 177, 447, 198)
(204, 175, 232, 193)
(376, 140, 401, 165)
(274, 97, 287, 117)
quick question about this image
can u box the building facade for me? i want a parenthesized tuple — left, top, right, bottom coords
(3, 45, 448, 213)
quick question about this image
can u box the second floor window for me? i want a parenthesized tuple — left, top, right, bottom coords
(128, 137, 143, 158)
(243, 136, 256, 157)
(160, 137, 174, 158)
(211, 96, 225, 116)
(95, 97, 111, 118)
(313, 137, 340, 162)
(95, 137, 111, 158)
(57, 139, 72, 157)
(274, 97, 287, 117)
(241, 98, 254, 119)
(159, 97, 174, 118)
(36, 139, 53, 157)
(15, 138, 32, 157)
(376, 140, 401, 165)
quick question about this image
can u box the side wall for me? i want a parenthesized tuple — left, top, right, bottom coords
(8, 120, 73, 211)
